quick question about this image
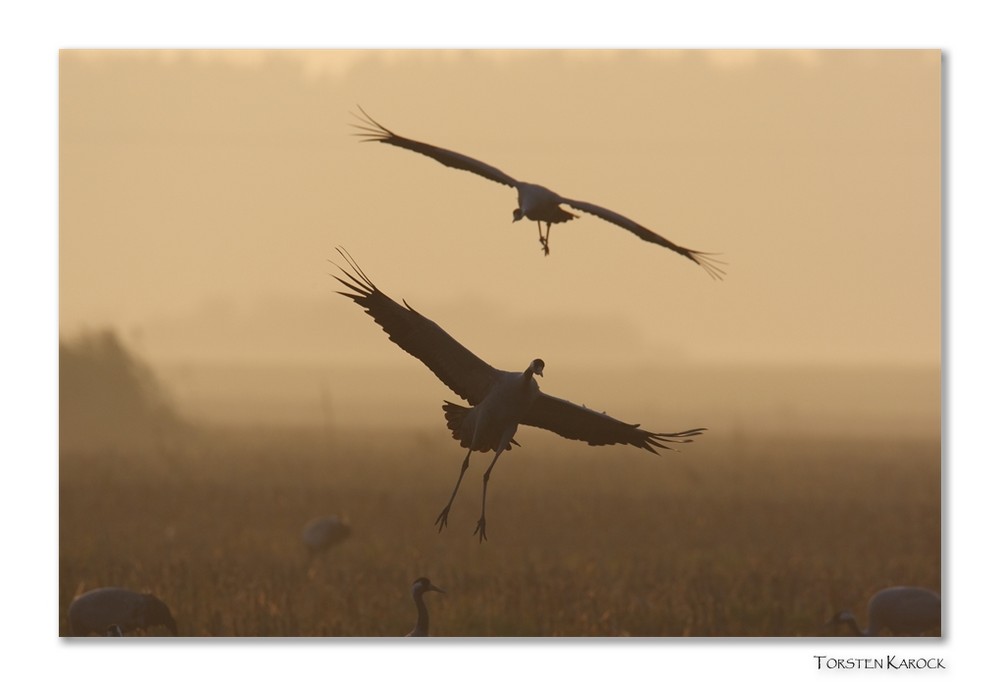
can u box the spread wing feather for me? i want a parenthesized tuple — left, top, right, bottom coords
(522, 393, 706, 453)
(332, 248, 501, 405)
(561, 198, 726, 280)
(352, 106, 520, 189)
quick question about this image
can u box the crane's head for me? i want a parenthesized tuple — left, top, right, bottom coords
(528, 358, 545, 377)
(512, 208, 524, 223)
(412, 577, 446, 597)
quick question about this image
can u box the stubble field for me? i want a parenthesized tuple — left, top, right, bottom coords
(59, 427, 940, 637)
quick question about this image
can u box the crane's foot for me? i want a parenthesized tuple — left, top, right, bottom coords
(539, 239, 550, 256)
(473, 516, 488, 543)
(434, 506, 451, 533)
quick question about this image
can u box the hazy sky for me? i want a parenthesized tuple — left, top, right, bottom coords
(60, 50, 940, 369)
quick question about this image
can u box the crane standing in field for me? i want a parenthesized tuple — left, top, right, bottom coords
(405, 577, 446, 637)
(352, 107, 725, 280)
(826, 586, 941, 637)
(67, 587, 178, 637)
(332, 249, 706, 542)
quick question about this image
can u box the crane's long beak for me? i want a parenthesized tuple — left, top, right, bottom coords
(430, 584, 446, 594)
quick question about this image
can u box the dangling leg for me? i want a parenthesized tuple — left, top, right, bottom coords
(536, 221, 551, 256)
(435, 448, 472, 532)
(473, 446, 507, 543)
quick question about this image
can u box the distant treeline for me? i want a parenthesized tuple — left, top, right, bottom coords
(60, 329, 188, 453)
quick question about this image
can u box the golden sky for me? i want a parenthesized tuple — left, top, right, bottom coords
(60, 50, 940, 369)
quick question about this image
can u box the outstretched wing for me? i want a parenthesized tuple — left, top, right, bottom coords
(332, 248, 501, 405)
(352, 106, 520, 189)
(522, 392, 706, 453)
(561, 198, 726, 280)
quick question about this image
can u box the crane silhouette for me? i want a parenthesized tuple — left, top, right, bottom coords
(405, 577, 445, 637)
(826, 586, 941, 636)
(333, 249, 706, 542)
(67, 587, 178, 636)
(352, 107, 725, 279)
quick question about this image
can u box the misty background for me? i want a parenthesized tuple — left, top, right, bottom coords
(59, 50, 940, 446)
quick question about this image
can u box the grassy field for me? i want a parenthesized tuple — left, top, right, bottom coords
(59, 427, 940, 637)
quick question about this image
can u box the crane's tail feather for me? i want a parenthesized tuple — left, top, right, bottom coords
(442, 401, 519, 451)
(442, 400, 469, 441)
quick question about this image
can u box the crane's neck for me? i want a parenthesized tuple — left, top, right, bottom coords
(413, 591, 430, 636)
(522, 360, 543, 383)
